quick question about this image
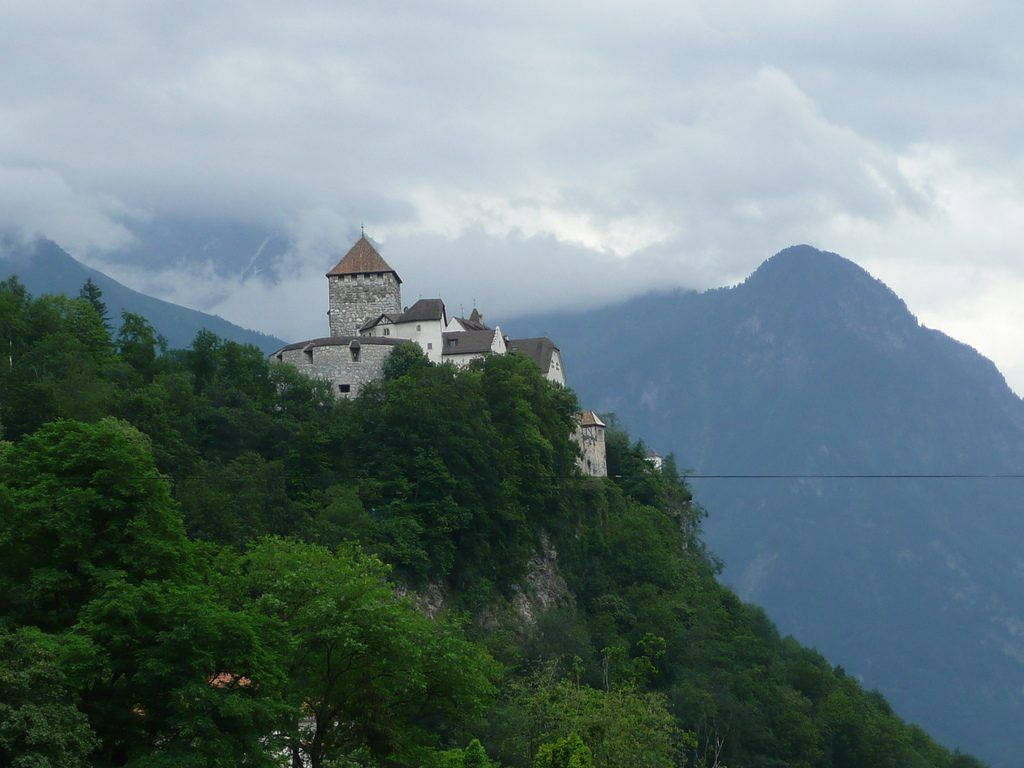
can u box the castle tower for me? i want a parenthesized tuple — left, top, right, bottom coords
(326, 235, 402, 336)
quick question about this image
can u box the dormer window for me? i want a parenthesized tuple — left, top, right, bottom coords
(383, 328, 390, 336)
(447, 338, 458, 349)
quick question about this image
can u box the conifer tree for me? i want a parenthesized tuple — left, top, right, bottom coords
(78, 277, 109, 330)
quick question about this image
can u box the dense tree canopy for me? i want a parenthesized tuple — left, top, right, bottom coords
(0, 278, 987, 767)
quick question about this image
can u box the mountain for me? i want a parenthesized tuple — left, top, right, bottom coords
(508, 245, 1024, 768)
(1, 237, 284, 352)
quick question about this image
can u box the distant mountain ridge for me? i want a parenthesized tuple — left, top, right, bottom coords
(1, 237, 284, 352)
(508, 244, 1024, 768)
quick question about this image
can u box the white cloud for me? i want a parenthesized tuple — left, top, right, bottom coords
(3, 1, 1024, 390)
(0, 165, 134, 252)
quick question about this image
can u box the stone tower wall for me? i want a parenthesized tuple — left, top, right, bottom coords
(574, 425, 608, 477)
(328, 273, 402, 336)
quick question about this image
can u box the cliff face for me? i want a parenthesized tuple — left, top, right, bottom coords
(509, 245, 1024, 767)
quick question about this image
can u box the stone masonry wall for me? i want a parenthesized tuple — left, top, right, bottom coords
(328, 273, 402, 336)
(275, 341, 399, 398)
(574, 424, 607, 477)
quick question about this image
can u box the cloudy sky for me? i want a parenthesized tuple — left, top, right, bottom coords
(3, 1, 1023, 390)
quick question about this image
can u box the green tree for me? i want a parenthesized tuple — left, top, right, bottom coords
(72, 568, 285, 768)
(230, 537, 499, 768)
(491, 674, 678, 768)
(0, 418, 186, 630)
(117, 311, 164, 382)
(0, 288, 114, 436)
(382, 339, 432, 379)
(438, 738, 494, 768)
(79, 277, 109, 330)
(534, 733, 594, 768)
(0, 627, 98, 768)
(0, 418, 285, 766)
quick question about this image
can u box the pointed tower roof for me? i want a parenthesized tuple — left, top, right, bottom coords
(326, 235, 402, 283)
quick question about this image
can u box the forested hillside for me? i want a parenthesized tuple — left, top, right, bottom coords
(0, 276, 985, 767)
(508, 245, 1024, 767)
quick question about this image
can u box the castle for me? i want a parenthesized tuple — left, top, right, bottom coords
(271, 234, 606, 476)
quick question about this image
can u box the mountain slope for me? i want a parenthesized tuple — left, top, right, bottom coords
(1, 237, 284, 352)
(508, 245, 1024, 767)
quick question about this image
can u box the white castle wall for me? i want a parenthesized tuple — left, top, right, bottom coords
(393, 319, 445, 363)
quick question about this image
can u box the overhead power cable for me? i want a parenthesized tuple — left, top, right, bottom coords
(679, 473, 1024, 479)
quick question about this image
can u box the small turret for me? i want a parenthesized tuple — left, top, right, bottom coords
(574, 410, 607, 477)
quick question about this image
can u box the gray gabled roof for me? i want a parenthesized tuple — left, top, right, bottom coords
(270, 335, 410, 355)
(360, 299, 446, 332)
(508, 337, 559, 373)
(452, 316, 489, 331)
(578, 410, 606, 428)
(397, 298, 446, 323)
(442, 329, 497, 356)
(359, 312, 403, 332)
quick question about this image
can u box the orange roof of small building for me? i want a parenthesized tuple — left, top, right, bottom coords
(207, 672, 252, 688)
(326, 235, 402, 283)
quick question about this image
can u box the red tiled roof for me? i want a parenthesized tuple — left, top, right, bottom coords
(207, 672, 252, 688)
(326, 235, 401, 282)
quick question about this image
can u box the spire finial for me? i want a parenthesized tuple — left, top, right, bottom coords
(360, 222, 365, 238)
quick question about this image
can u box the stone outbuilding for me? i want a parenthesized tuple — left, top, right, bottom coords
(574, 410, 607, 477)
(272, 335, 410, 398)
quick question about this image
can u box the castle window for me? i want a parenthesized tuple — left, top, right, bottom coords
(303, 348, 313, 363)
(447, 338, 458, 348)
(338, 384, 351, 394)
(350, 347, 360, 362)
(416, 324, 422, 331)
(427, 342, 433, 350)
(383, 328, 390, 336)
